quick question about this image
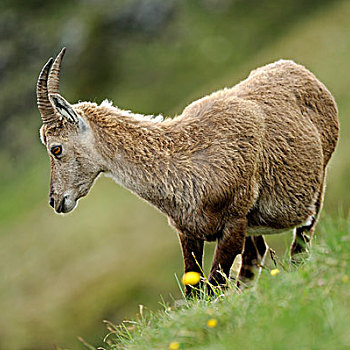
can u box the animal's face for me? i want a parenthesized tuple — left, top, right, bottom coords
(37, 48, 102, 214)
(40, 117, 101, 214)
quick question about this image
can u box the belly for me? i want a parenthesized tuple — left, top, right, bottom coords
(247, 215, 314, 236)
(247, 226, 291, 236)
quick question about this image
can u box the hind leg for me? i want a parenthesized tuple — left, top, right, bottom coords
(239, 235, 269, 284)
(290, 178, 325, 259)
(290, 218, 314, 257)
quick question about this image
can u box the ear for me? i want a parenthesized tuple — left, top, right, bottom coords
(49, 93, 87, 129)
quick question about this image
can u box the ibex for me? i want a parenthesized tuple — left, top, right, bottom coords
(37, 48, 338, 295)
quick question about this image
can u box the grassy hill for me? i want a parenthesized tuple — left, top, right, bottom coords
(0, 0, 349, 349)
(95, 216, 350, 349)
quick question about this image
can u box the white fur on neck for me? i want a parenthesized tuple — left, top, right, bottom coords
(100, 99, 164, 123)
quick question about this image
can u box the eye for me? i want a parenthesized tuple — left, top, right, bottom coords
(51, 145, 62, 156)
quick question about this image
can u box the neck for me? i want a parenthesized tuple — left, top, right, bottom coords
(87, 103, 177, 211)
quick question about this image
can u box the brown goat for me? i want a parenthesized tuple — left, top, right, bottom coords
(37, 48, 338, 295)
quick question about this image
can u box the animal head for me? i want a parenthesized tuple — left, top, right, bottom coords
(37, 48, 103, 214)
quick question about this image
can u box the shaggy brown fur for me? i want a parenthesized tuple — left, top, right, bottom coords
(37, 49, 338, 295)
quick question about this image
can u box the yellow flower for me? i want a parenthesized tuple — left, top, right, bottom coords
(207, 318, 218, 328)
(270, 268, 280, 276)
(169, 341, 180, 350)
(181, 271, 201, 285)
(342, 275, 349, 283)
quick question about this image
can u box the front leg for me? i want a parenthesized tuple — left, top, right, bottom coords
(209, 217, 246, 287)
(178, 232, 204, 297)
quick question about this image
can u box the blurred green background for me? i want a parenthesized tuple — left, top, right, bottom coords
(0, 0, 349, 349)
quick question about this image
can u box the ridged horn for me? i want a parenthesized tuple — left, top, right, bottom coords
(48, 47, 66, 95)
(37, 57, 59, 124)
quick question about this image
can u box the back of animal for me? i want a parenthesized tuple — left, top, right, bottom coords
(234, 60, 338, 165)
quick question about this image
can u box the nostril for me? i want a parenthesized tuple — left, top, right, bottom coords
(57, 197, 65, 213)
(49, 197, 55, 208)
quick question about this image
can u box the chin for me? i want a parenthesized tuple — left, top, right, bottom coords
(62, 204, 77, 214)
(56, 199, 78, 214)
(65, 200, 78, 213)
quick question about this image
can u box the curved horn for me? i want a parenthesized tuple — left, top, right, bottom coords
(37, 57, 59, 124)
(48, 47, 66, 94)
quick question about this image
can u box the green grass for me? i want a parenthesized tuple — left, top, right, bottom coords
(94, 215, 350, 350)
